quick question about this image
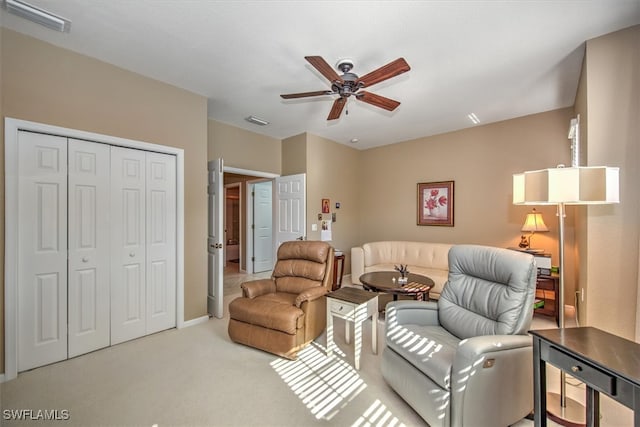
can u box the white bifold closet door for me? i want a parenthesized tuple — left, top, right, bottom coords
(18, 131, 177, 372)
(110, 147, 176, 345)
(68, 139, 111, 358)
(18, 132, 69, 372)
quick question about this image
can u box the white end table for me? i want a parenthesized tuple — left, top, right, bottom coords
(326, 287, 378, 370)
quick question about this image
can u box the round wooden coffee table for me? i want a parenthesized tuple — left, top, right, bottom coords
(359, 271, 435, 301)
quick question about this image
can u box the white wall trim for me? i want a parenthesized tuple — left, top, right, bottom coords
(224, 166, 278, 179)
(3, 117, 185, 381)
(181, 315, 210, 328)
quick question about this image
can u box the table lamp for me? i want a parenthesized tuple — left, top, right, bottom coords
(519, 208, 548, 251)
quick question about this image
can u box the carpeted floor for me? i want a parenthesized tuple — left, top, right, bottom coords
(1, 293, 427, 427)
(1, 290, 632, 427)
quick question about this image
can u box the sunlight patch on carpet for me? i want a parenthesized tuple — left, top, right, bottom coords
(352, 399, 407, 427)
(270, 342, 366, 420)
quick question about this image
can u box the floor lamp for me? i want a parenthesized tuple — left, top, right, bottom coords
(513, 164, 619, 426)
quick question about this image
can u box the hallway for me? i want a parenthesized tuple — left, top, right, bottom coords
(223, 262, 271, 296)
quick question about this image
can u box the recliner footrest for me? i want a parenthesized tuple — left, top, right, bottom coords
(229, 297, 305, 334)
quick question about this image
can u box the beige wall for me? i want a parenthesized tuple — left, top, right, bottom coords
(358, 109, 577, 297)
(579, 25, 640, 339)
(305, 134, 361, 275)
(1, 29, 209, 372)
(208, 119, 281, 174)
(281, 133, 307, 176)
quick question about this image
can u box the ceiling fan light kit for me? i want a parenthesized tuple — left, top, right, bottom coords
(281, 56, 410, 120)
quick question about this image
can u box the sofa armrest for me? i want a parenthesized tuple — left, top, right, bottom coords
(385, 300, 440, 328)
(241, 279, 276, 298)
(294, 286, 328, 308)
(351, 247, 365, 284)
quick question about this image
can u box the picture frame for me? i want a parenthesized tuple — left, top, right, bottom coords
(417, 181, 454, 226)
(321, 198, 330, 213)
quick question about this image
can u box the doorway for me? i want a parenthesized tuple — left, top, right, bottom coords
(224, 183, 241, 267)
(221, 169, 277, 296)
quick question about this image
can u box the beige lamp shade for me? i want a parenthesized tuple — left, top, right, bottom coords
(521, 209, 549, 232)
(513, 166, 620, 205)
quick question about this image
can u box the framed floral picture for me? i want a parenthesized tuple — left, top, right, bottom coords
(417, 181, 454, 226)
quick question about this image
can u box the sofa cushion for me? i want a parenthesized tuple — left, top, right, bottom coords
(363, 241, 451, 271)
(228, 294, 304, 334)
(386, 323, 460, 390)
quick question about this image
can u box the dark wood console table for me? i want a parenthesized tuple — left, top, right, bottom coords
(530, 327, 640, 427)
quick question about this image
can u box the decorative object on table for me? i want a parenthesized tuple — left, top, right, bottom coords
(417, 181, 454, 226)
(519, 208, 549, 250)
(394, 264, 409, 284)
(513, 114, 619, 427)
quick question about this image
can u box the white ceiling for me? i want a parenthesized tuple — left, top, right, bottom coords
(1, 1, 639, 150)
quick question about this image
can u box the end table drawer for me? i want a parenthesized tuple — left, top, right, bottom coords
(548, 345, 616, 395)
(329, 299, 356, 318)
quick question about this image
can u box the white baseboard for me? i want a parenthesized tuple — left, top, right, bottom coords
(180, 315, 210, 328)
(0, 373, 5, 383)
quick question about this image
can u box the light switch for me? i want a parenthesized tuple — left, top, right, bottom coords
(311, 223, 318, 231)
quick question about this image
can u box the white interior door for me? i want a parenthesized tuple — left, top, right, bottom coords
(17, 131, 68, 372)
(274, 173, 306, 251)
(145, 152, 177, 334)
(110, 146, 147, 345)
(207, 158, 224, 318)
(253, 181, 273, 273)
(68, 139, 111, 358)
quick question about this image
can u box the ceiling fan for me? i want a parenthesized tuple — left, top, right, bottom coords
(280, 56, 411, 120)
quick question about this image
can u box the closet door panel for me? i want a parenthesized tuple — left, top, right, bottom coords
(111, 146, 147, 345)
(68, 139, 111, 357)
(17, 132, 68, 372)
(146, 152, 177, 334)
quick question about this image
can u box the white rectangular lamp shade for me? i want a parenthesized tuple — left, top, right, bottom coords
(513, 166, 619, 205)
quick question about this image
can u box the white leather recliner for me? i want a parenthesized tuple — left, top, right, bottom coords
(381, 245, 537, 427)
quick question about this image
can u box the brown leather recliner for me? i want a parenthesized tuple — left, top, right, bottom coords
(228, 240, 334, 359)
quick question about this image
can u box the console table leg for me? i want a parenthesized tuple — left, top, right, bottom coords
(533, 337, 547, 427)
(586, 386, 600, 427)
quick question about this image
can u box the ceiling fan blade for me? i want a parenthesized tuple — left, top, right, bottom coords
(356, 91, 401, 111)
(327, 97, 347, 120)
(305, 56, 344, 83)
(356, 58, 410, 88)
(280, 90, 334, 99)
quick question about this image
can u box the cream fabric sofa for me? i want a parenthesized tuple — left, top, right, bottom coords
(351, 241, 453, 299)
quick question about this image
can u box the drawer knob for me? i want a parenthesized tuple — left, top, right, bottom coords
(571, 365, 582, 373)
